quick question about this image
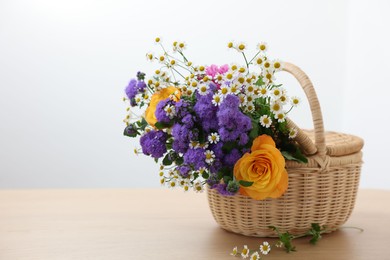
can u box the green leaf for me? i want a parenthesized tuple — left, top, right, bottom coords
(175, 156, 184, 165)
(222, 141, 237, 153)
(154, 121, 173, 130)
(239, 180, 254, 187)
(202, 171, 209, 179)
(281, 151, 308, 164)
(223, 176, 232, 184)
(254, 77, 265, 86)
(162, 154, 173, 166)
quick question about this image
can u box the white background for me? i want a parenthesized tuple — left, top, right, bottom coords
(0, 0, 388, 189)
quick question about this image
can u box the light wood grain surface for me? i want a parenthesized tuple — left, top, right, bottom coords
(0, 189, 389, 260)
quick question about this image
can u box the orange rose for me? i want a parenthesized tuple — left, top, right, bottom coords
(144, 86, 181, 127)
(233, 134, 288, 200)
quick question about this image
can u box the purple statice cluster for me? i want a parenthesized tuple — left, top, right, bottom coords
(139, 130, 168, 159)
(125, 72, 146, 106)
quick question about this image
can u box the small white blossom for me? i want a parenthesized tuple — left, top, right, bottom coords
(205, 150, 215, 164)
(198, 84, 209, 96)
(212, 93, 223, 106)
(230, 246, 238, 256)
(164, 104, 176, 118)
(241, 245, 250, 259)
(250, 251, 260, 260)
(260, 115, 272, 128)
(274, 112, 286, 123)
(291, 96, 301, 107)
(289, 128, 298, 139)
(208, 133, 220, 144)
(193, 181, 203, 193)
(259, 241, 271, 255)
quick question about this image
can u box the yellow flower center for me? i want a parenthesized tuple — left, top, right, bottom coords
(238, 44, 245, 50)
(199, 66, 205, 72)
(263, 118, 269, 124)
(231, 65, 238, 70)
(261, 89, 267, 94)
(155, 37, 160, 43)
(247, 86, 254, 92)
(274, 89, 280, 96)
(221, 88, 228, 94)
(278, 114, 284, 119)
(274, 62, 281, 69)
(159, 56, 165, 62)
(226, 73, 233, 80)
(260, 44, 266, 50)
(273, 103, 280, 111)
(238, 77, 245, 84)
(227, 42, 233, 48)
(179, 43, 185, 48)
(239, 67, 245, 73)
(256, 58, 263, 64)
(214, 96, 221, 102)
(200, 86, 207, 92)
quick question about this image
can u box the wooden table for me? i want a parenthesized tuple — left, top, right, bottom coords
(0, 189, 388, 259)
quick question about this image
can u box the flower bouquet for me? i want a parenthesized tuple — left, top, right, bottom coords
(123, 38, 364, 238)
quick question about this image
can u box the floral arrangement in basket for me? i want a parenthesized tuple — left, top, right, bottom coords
(123, 37, 308, 201)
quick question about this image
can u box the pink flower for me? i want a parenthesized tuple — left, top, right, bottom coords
(206, 64, 229, 78)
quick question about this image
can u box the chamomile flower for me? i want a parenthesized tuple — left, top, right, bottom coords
(197, 65, 206, 74)
(219, 84, 230, 96)
(142, 93, 151, 103)
(245, 85, 255, 94)
(236, 75, 246, 84)
(198, 84, 209, 96)
(236, 42, 247, 52)
(215, 73, 224, 83)
(263, 70, 276, 84)
(259, 115, 272, 128)
(229, 84, 240, 95)
(164, 104, 176, 118)
(212, 93, 223, 106)
(146, 52, 154, 61)
(193, 181, 203, 193)
(289, 128, 298, 139)
(183, 181, 190, 192)
(241, 245, 250, 259)
(227, 41, 234, 49)
(238, 66, 247, 74)
(257, 42, 268, 52)
(272, 59, 283, 71)
(270, 100, 283, 113)
(263, 60, 272, 70)
(230, 64, 238, 71)
(168, 179, 177, 188)
(208, 133, 220, 144)
(279, 94, 289, 104)
(202, 75, 211, 83)
(177, 42, 186, 51)
(275, 241, 284, 248)
(245, 102, 255, 113)
(271, 88, 283, 99)
(238, 93, 246, 106)
(160, 177, 165, 186)
(254, 56, 265, 66)
(134, 93, 143, 105)
(274, 112, 286, 123)
(250, 251, 260, 260)
(230, 246, 238, 256)
(259, 241, 271, 255)
(291, 96, 301, 107)
(205, 150, 215, 164)
(246, 94, 255, 103)
(224, 71, 235, 81)
(169, 59, 176, 67)
(189, 140, 200, 149)
(186, 61, 192, 67)
(259, 86, 269, 97)
(158, 55, 166, 63)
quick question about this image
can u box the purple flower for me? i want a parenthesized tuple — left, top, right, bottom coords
(194, 93, 218, 132)
(125, 79, 137, 99)
(183, 148, 207, 170)
(140, 130, 168, 159)
(171, 123, 191, 154)
(175, 100, 190, 119)
(223, 149, 242, 166)
(177, 165, 191, 178)
(212, 183, 236, 196)
(155, 98, 172, 124)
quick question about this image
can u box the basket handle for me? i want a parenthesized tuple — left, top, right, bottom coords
(281, 62, 326, 159)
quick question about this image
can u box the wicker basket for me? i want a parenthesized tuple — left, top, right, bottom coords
(207, 62, 364, 237)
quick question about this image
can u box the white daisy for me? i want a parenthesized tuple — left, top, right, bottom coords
(259, 86, 269, 97)
(218, 84, 230, 96)
(208, 133, 220, 144)
(193, 181, 203, 193)
(214, 73, 224, 83)
(189, 140, 200, 149)
(257, 42, 268, 52)
(236, 75, 246, 85)
(291, 96, 301, 107)
(229, 83, 240, 95)
(270, 100, 283, 113)
(205, 150, 215, 164)
(223, 71, 235, 81)
(134, 93, 143, 105)
(250, 251, 260, 260)
(238, 93, 247, 106)
(246, 94, 255, 103)
(245, 84, 255, 95)
(230, 246, 238, 256)
(238, 66, 247, 74)
(145, 52, 154, 61)
(259, 115, 272, 128)
(160, 177, 165, 186)
(289, 128, 298, 139)
(254, 56, 265, 66)
(245, 102, 255, 113)
(274, 112, 286, 123)
(164, 104, 176, 118)
(235, 42, 247, 53)
(198, 84, 209, 96)
(263, 70, 275, 84)
(241, 245, 250, 259)
(212, 93, 223, 106)
(279, 94, 289, 104)
(271, 87, 283, 99)
(259, 241, 271, 255)
(272, 59, 283, 71)
(168, 179, 176, 188)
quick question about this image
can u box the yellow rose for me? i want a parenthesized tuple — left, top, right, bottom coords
(233, 134, 288, 200)
(144, 86, 181, 127)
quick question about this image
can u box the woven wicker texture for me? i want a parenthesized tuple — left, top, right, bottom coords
(207, 62, 364, 237)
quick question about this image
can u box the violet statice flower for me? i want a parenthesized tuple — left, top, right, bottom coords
(206, 172, 219, 187)
(125, 79, 138, 106)
(217, 94, 252, 143)
(139, 130, 168, 159)
(183, 148, 207, 170)
(223, 149, 242, 166)
(177, 165, 191, 178)
(155, 98, 172, 124)
(175, 100, 190, 119)
(212, 183, 236, 196)
(194, 93, 218, 132)
(171, 123, 191, 154)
